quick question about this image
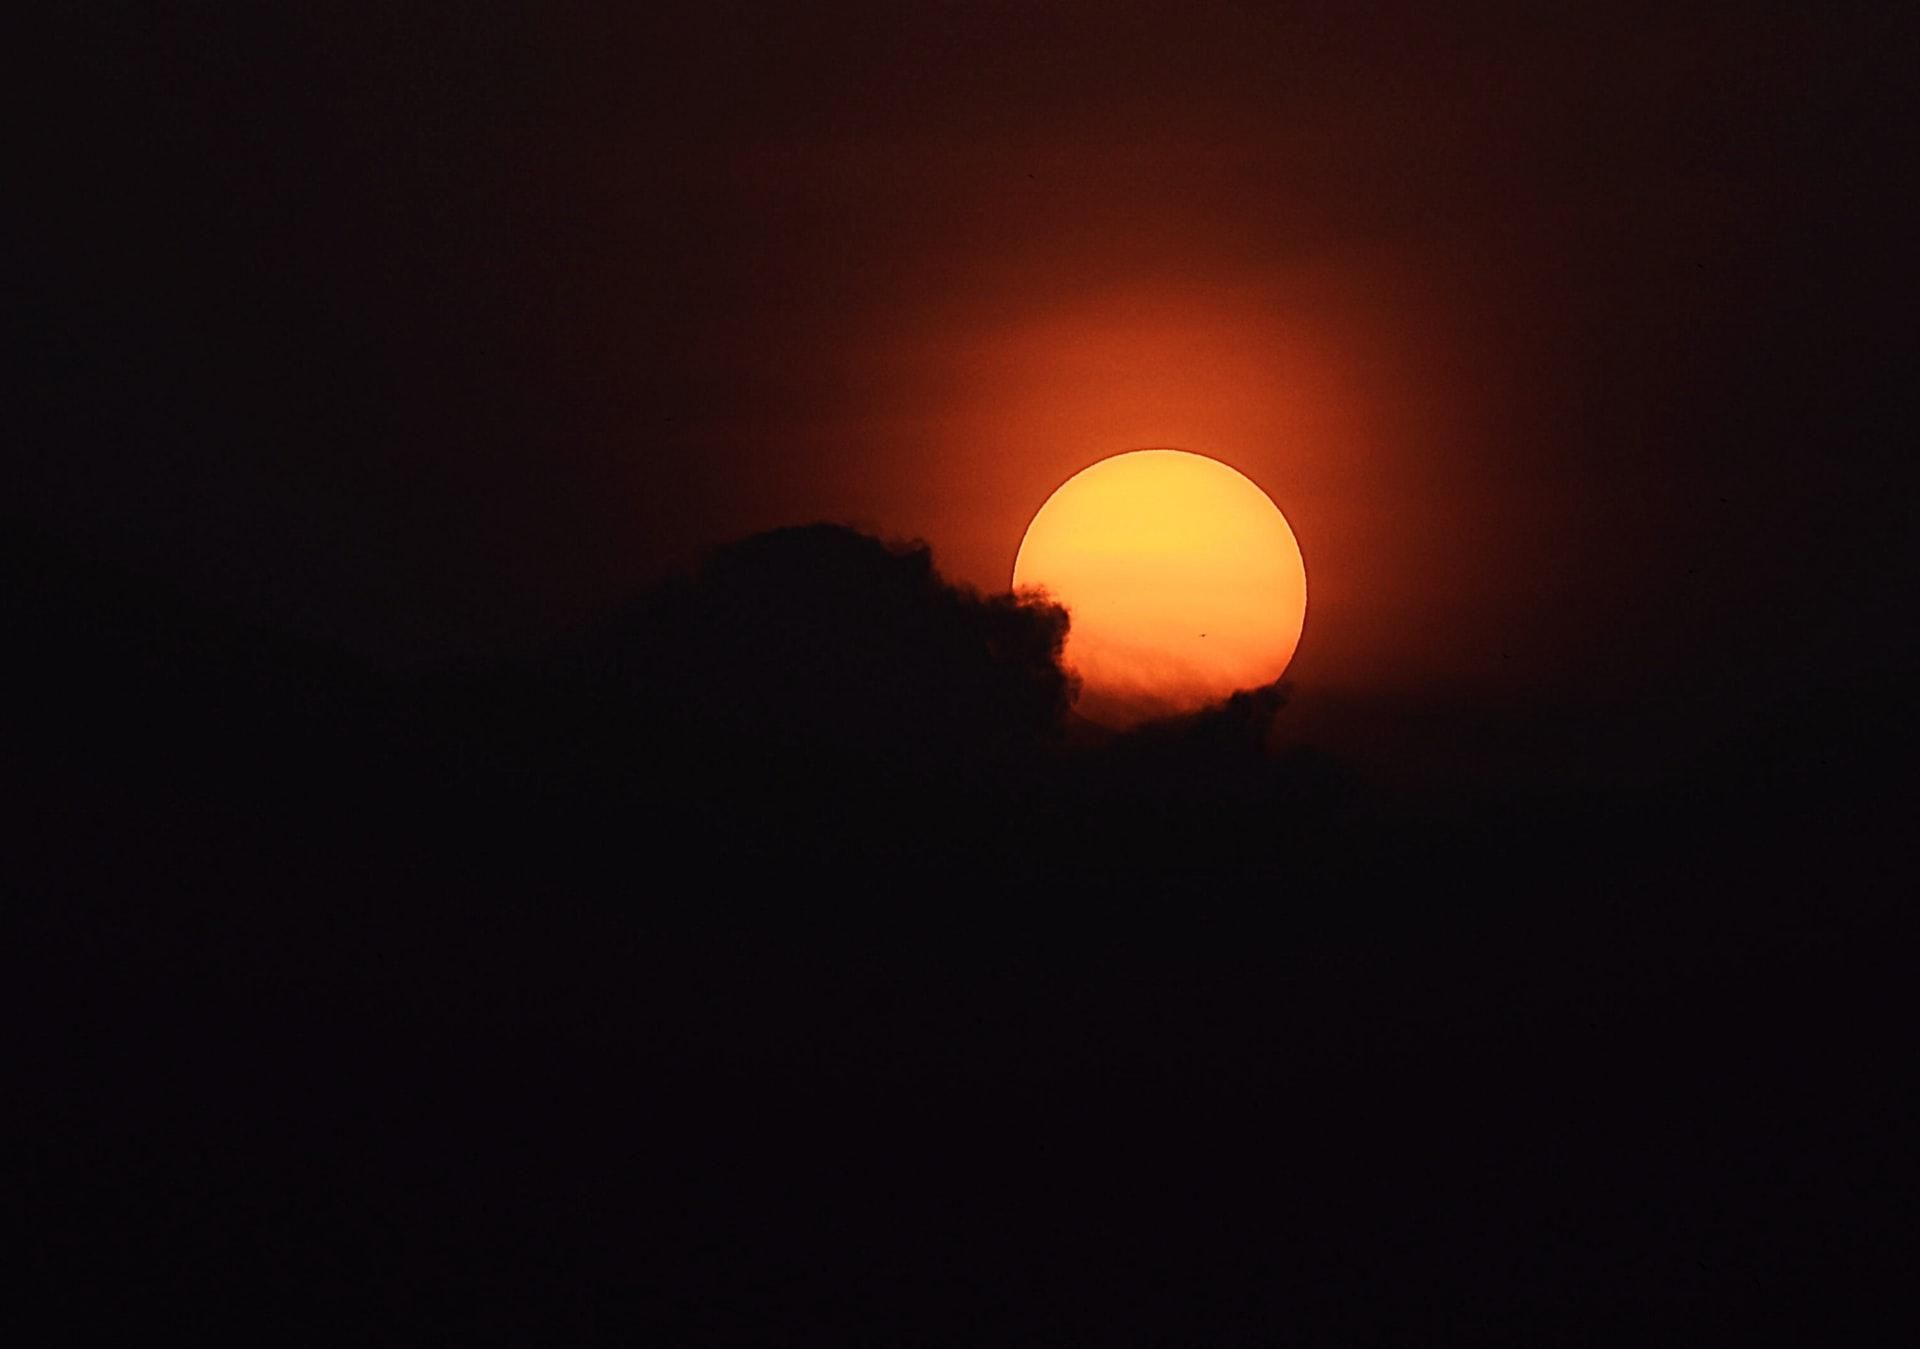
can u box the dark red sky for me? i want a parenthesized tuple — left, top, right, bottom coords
(20, 3, 1908, 718)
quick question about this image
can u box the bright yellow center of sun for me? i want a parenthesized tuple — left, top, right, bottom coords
(1013, 449, 1306, 727)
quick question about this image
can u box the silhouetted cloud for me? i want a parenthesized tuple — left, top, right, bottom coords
(16, 522, 1909, 1349)
(556, 523, 1077, 767)
(1120, 678, 1292, 750)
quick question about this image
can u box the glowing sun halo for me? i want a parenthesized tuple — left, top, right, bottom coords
(1013, 449, 1307, 727)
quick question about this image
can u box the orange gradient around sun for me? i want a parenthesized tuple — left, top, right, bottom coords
(1013, 449, 1306, 727)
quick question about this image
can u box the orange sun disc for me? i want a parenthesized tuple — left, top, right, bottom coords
(1013, 449, 1307, 727)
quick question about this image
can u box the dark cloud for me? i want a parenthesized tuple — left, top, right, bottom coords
(10, 516, 1908, 1344)
(565, 523, 1076, 766)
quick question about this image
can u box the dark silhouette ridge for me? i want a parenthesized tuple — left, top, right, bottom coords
(7, 522, 1910, 1344)
(559, 523, 1077, 764)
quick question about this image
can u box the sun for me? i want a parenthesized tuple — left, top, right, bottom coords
(1013, 449, 1307, 727)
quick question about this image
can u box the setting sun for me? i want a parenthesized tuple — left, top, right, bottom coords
(1013, 449, 1307, 726)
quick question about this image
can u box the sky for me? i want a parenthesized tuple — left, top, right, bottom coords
(20, 2, 1907, 727)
